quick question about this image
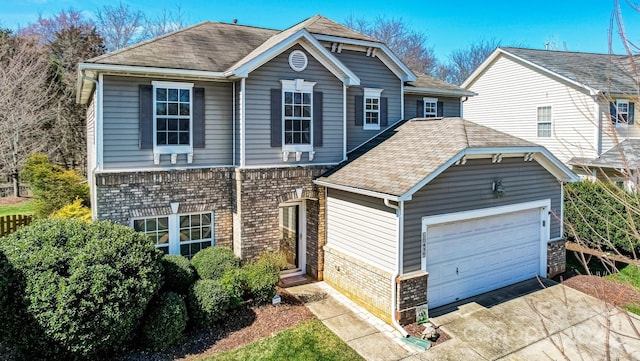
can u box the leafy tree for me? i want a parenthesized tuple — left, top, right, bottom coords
(0, 33, 53, 196)
(435, 38, 501, 85)
(345, 16, 437, 75)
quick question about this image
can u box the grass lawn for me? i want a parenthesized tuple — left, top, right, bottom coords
(0, 199, 35, 216)
(607, 264, 640, 315)
(201, 319, 365, 361)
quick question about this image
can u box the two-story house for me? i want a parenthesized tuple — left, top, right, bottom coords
(463, 47, 640, 186)
(77, 17, 576, 326)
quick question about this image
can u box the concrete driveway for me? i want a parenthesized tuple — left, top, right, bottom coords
(407, 278, 640, 361)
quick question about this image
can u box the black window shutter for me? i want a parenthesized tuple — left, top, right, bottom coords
(355, 95, 363, 126)
(437, 101, 444, 117)
(630, 103, 635, 125)
(380, 97, 388, 127)
(417, 100, 423, 118)
(313, 91, 323, 146)
(271, 89, 282, 147)
(610, 102, 617, 123)
(193, 87, 205, 148)
(139, 85, 153, 149)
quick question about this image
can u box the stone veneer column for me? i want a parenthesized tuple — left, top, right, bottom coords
(547, 239, 566, 277)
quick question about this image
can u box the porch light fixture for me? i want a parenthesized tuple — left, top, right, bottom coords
(492, 180, 505, 198)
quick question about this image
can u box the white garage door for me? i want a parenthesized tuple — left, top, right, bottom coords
(426, 207, 543, 308)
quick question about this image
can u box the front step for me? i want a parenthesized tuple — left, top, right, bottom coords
(279, 275, 313, 288)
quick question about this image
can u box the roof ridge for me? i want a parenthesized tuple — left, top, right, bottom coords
(501, 46, 629, 58)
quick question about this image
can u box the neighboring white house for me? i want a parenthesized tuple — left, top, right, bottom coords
(462, 47, 640, 184)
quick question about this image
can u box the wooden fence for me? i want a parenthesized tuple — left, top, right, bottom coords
(0, 214, 33, 237)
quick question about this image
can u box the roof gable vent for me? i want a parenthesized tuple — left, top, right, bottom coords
(289, 50, 308, 72)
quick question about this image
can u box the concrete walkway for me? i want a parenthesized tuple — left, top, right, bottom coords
(287, 279, 640, 361)
(286, 282, 415, 361)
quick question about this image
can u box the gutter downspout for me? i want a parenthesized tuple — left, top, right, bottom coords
(240, 78, 246, 167)
(232, 81, 236, 166)
(82, 71, 100, 220)
(384, 198, 409, 338)
(343, 83, 347, 161)
(460, 96, 468, 118)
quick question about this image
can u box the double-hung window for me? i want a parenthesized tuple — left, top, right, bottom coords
(152, 81, 193, 154)
(363, 88, 383, 130)
(133, 211, 214, 258)
(537, 106, 552, 137)
(611, 99, 635, 126)
(423, 97, 438, 118)
(281, 79, 315, 152)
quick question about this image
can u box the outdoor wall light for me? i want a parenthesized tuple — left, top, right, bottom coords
(492, 180, 505, 198)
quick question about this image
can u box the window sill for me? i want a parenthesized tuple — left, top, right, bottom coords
(363, 125, 380, 131)
(153, 145, 193, 154)
(283, 144, 313, 153)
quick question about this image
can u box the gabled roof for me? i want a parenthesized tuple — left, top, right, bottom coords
(315, 118, 577, 201)
(405, 72, 476, 97)
(86, 22, 278, 71)
(463, 47, 640, 96)
(570, 139, 640, 169)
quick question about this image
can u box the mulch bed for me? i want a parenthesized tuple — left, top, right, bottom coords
(562, 274, 640, 307)
(117, 287, 314, 361)
(0, 196, 31, 206)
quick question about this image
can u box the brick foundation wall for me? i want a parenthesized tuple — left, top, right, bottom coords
(396, 272, 428, 325)
(323, 246, 393, 323)
(547, 239, 566, 277)
(233, 166, 330, 277)
(95, 168, 234, 247)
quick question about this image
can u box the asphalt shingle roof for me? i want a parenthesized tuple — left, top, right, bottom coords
(571, 139, 640, 169)
(317, 118, 537, 197)
(406, 72, 474, 95)
(502, 47, 640, 95)
(86, 15, 376, 72)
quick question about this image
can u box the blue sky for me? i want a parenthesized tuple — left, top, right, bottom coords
(2, 0, 639, 62)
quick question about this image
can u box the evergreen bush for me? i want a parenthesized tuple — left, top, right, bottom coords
(140, 292, 187, 351)
(191, 246, 240, 280)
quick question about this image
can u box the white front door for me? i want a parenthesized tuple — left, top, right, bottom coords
(423, 201, 549, 308)
(279, 201, 306, 277)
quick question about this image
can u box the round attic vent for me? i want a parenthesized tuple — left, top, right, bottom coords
(288, 50, 308, 72)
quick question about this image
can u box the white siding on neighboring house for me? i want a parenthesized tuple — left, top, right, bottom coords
(326, 189, 398, 272)
(464, 55, 598, 163)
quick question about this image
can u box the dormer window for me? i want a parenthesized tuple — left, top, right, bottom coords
(363, 88, 383, 130)
(611, 99, 635, 126)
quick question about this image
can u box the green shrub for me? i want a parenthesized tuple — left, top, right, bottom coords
(161, 254, 196, 295)
(0, 219, 163, 359)
(21, 154, 90, 218)
(187, 279, 230, 329)
(565, 181, 640, 254)
(140, 292, 187, 351)
(243, 252, 284, 304)
(191, 246, 240, 280)
(51, 199, 92, 223)
(220, 268, 248, 309)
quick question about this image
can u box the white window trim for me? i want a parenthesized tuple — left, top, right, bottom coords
(614, 99, 630, 127)
(152, 81, 194, 155)
(132, 211, 214, 256)
(363, 88, 383, 130)
(423, 97, 438, 118)
(281, 79, 316, 153)
(536, 105, 553, 138)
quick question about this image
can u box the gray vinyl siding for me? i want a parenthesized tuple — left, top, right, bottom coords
(333, 50, 402, 151)
(86, 94, 96, 180)
(327, 189, 398, 272)
(402, 157, 562, 273)
(244, 45, 344, 166)
(102, 75, 233, 169)
(403, 94, 461, 119)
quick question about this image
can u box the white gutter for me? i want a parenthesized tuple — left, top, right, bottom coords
(404, 87, 476, 98)
(343, 83, 348, 161)
(314, 179, 400, 201)
(78, 63, 227, 79)
(383, 198, 409, 338)
(240, 78, 246, 167)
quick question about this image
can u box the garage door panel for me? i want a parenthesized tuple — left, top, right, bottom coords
(426, 207, 542, 308)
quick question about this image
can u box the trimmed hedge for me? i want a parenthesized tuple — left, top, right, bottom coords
(161, 254, 196, 295)
(187, 279, 230, 329)
(565, 180, 640, 254)
(140, 292, 188, 351)
(191, 246, 240, 280)
(220, 268, 248, 309)
(244, 251, 286, 304)
(0, 219, 163, 359)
